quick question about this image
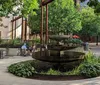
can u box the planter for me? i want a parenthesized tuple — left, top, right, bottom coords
(0, 48, 19, 56)
(0, 45, 21, 48)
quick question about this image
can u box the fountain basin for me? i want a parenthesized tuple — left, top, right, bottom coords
(32, 50, 85, 62)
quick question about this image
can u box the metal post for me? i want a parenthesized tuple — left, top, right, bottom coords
(40, 0, 44, 44)
(25, 18, 27, 41)
(14, 17, 16, 39)
(11, 17, 14, 39)
(46, 4, 48, 44)
(21, 17, 23, 41)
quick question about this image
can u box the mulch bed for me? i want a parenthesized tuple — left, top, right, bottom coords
(28, 74, 87, 81)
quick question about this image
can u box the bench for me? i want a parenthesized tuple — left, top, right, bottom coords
(17, 49, 30, 56)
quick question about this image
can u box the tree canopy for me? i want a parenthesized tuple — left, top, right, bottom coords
(0, 0, 38, 17)
(80, 0, 100, 14)
(48, 0, 82, 34)
(79, 7, 100, 36)
(28, 10, 41, 34)
(0, 0, 39, 28)
(28, 0, 82, 35)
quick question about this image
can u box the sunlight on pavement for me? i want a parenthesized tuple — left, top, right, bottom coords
(0, 61, 7, 64)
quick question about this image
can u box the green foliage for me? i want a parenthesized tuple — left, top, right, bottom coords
(98, 57, 100, 63)
(65, 52, 100, 77)
(84, 51, 100, 64)
(65, 38, 83, 46)
(79, 62, 100, 78)
(41, 68, 61, 75)
(79, 52, 100, 78)
(80, 0, 86, 2)
(8, 60, 35, 77)
(0, 0, 14, 16)
(48, 0, 82, 34)
(85, 0, 100, 14)
(65, 52, 100, 78)
(0, 0, 38, 17)
(10, 38, 22, 46)
(8, 52, 100, 78)
(87, 0, 99, 8)
(0, 39, 2, 43)
(28, 0, 82, 34)
(79, 7, 100, 36)
(28, 10, 41, 34)
(95, 3, 100, 13)
(65, 66, 81, 75)
(33, 38, 40, 44)
(21, 0, 39, 17)
(0, 38, 23, 47)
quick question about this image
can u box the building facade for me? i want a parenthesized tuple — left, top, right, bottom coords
(0, 16, 30, 40)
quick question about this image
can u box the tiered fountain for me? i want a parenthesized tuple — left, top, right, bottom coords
(32, 35, 85, 72)
(32, 0, 85, 72)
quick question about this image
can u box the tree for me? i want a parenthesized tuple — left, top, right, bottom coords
(79, 7, 100, 43)
(28, 10, 41, 34)
(28, 0, 82, 35)
(87, 0, 99, 8)
(0, 0, 39, 32)
(81, 0, 100, 14)
(0, 0, 39, 17)
(80, 0, 100, 45)
(74, 0, 80, 10)
(93, 15, 100, 45)
(48, 0, 82, 34)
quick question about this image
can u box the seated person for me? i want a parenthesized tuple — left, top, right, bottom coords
(21, 43, 27, 56)
(29, 43, 36, 53)
(21, 43, 27, 49)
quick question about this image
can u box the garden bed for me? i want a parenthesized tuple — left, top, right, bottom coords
(8, 52, 100, 80)
(28, 74, 86, 80)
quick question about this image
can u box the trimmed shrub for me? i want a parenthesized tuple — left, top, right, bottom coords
(79, 62, 100, 78)
(79, 52, 100, 78)
(8, 61, 35, 77)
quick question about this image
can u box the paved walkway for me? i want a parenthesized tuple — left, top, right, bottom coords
(89, 43, 100, 56)
(0, 46, 100, 85)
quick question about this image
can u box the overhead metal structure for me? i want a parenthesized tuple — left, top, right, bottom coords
(40, 0, 54, 44)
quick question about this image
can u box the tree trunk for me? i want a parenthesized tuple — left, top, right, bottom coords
(96, 35, 99, 46)
(74, 0, 80, 10)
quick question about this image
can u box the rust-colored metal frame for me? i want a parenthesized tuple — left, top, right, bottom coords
(40, 0, 54, 44)
(11, 16, 27, 41)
